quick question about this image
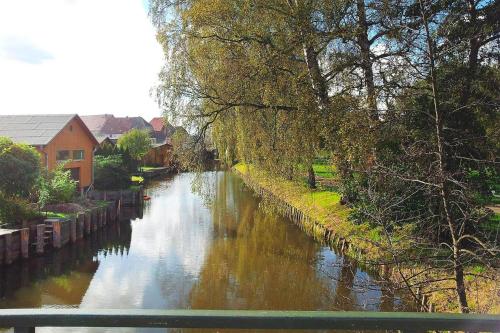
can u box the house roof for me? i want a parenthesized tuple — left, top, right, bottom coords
(0, 114, 98, 146)
(150, 117, 165, 131)
(80, 114, 114, 132)
(81, 114, 153, 136)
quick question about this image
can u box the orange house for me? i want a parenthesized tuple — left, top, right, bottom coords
(0, 114, 99, 189)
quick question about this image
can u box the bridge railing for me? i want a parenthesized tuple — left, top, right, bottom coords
(0, 309, 499, 332)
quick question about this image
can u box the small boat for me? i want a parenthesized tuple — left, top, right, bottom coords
(143, 195, 151, 201)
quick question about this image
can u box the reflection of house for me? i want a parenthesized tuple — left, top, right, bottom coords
(0, 114, 99, 189)
(81, 114, 153, 144)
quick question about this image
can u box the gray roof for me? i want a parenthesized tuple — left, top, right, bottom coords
(0, 114, 77, 145)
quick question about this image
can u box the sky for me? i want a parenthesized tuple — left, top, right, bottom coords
(0, 0, 165, 121)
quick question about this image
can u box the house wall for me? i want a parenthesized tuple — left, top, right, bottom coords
(38, 118, 96, 188)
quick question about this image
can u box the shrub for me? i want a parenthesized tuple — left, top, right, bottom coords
(37, 165, 77, 206)
(117, 129, 152, 163)
(49, 166, 77, 203)
(0, 193, 36, 226)
(94, 155, 131, 190)
(0, 137, 41, 198)
(95, 143, 138, 174)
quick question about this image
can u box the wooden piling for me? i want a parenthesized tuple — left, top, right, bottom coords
(20, 228, 29, 259)
(117, 200, 121, 219)
(98, 208, 103, 228)
(91, 210, 98, 232)
(70, 217, 77, 243)
(36, 224, 45, 254)
(4, 233, 13, 265)
(76, 213, 84, 239)
(52, 221, 62, 249)
(84, 212, 91, 235)
(103, 206, 107, 226)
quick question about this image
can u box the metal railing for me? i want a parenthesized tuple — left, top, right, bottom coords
(0, 309, 499, 332)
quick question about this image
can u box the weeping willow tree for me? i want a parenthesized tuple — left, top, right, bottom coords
(149, 0, 356, 184)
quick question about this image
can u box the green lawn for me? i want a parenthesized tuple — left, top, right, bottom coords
(42, 211, 72, 219)
(234, 163, 357, 240)
(312, 164, 337, 179)
(140, 166, 165, 171)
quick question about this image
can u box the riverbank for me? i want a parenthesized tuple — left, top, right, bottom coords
(234, 163, 499, 314)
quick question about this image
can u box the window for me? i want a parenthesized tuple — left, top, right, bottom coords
(56, 150, 70, 161)
(73, 150, 84, 160)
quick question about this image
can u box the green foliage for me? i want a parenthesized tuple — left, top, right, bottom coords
(0, 136, 41, 198)
(117, 129, 152, 162)
(0, 192, 36, 226)
(49, 165, 77, 203)
(94, 155, 132, 190)
(95, 142, 138, 173)
(37, 165, 77, 205)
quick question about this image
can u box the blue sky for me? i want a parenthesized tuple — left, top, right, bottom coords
(0, 0, 164, 121)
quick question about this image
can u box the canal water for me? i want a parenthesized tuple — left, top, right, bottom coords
(0, 172, 414, 332)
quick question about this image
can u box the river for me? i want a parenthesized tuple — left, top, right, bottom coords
(0, 171, 415, 332)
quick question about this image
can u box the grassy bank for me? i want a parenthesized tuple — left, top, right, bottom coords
(234, 163, 499, 314)
(234, 163, 399, 260)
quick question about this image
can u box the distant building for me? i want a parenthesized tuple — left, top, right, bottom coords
(0, 114, 99, 189)
(81, 114, 153, 143)
(149, 117, 186, 145)
(142, 142, 174, 167)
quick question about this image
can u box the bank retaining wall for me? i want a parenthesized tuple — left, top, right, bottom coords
(0, 201, 122, 266)
(87, 187, 144, 207)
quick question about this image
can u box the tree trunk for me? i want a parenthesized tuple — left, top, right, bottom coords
(419, 0, 469, 313)
(356, 0, 378, 120)
(461, 0, 480, 107)
(302, 43, 331, 113)
(307, 165, 316, 189)
(287, 0, 330, 113)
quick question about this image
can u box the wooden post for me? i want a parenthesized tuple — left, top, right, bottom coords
(0, 235, 4, 265)
(117, 200, 121, 220)
(97, 208, 102, 228)
(36, 224, 45, 254)
(103, 206, 107, 226)
(20, 228, 29, 259)
(84, 212, 91, 235)
(77, 213, 84, 239)
(5, 233, 13, 264)
(53, 221, 62, 249)
(109, 204, 115, 222)
(69, 218, 76, 243)
(92, 210, 98, 232)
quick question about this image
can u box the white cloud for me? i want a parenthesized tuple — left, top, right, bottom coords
(0, 0, 164, 121)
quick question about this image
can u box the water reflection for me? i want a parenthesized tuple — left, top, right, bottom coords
(0, 217, 132, 309)
(0, 172, 414, 333)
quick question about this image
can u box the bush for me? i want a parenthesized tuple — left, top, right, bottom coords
(94, 155, 131, 190)
(117, 129, 152, 163)
(0, 193, 36, 226)
(95, 143, 138, 174)
(49, 166, 77, 203)
(37, 165, 77, 206)
(0, 137, 41, 198)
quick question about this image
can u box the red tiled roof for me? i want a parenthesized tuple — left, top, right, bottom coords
(80, 114, 114, 132)
(81, 114, 152, 135)
(150, 117, 165, 132)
